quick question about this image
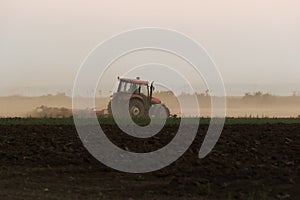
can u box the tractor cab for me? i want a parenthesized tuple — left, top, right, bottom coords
(116, 77, 161, 104)
(117, 77, 149, 96)
(108, 77, 169, 118)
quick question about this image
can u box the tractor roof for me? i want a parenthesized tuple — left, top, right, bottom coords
(119, 77, 149, 85)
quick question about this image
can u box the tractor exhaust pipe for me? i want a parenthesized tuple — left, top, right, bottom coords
(150, 81, 154, 103)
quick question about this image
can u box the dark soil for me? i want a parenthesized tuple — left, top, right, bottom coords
(0, 124, 299, 199)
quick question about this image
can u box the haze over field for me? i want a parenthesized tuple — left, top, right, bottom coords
(1, 1, 300, 118)
(0, 92, 300, 118)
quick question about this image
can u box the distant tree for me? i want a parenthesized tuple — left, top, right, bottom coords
(254, 91, 262, 97)
(262, 93, 272, 97)
(244, 92, 251, 97)
(292, 91, 299, 97)
(205, 89, 210, 97)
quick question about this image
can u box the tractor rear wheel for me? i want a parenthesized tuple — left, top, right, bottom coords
(129, 99, 145, 118)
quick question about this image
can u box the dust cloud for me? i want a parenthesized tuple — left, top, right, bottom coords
(0, 92, 299, 118)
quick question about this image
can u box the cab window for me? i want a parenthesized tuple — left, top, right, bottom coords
(140, 85, 148, 96)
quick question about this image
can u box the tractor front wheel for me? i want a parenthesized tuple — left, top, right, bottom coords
(150, 104, 170, 119)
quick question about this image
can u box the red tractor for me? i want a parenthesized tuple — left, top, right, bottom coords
(108, 77, 170, 118)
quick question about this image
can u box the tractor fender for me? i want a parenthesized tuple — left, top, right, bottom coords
(130, 94, 144, 102)
(151, 97, 162, 104)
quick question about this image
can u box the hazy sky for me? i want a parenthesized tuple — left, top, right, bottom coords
(1, 0, 299, 96)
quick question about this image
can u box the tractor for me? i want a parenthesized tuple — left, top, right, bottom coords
(107, 77, 170, 118)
